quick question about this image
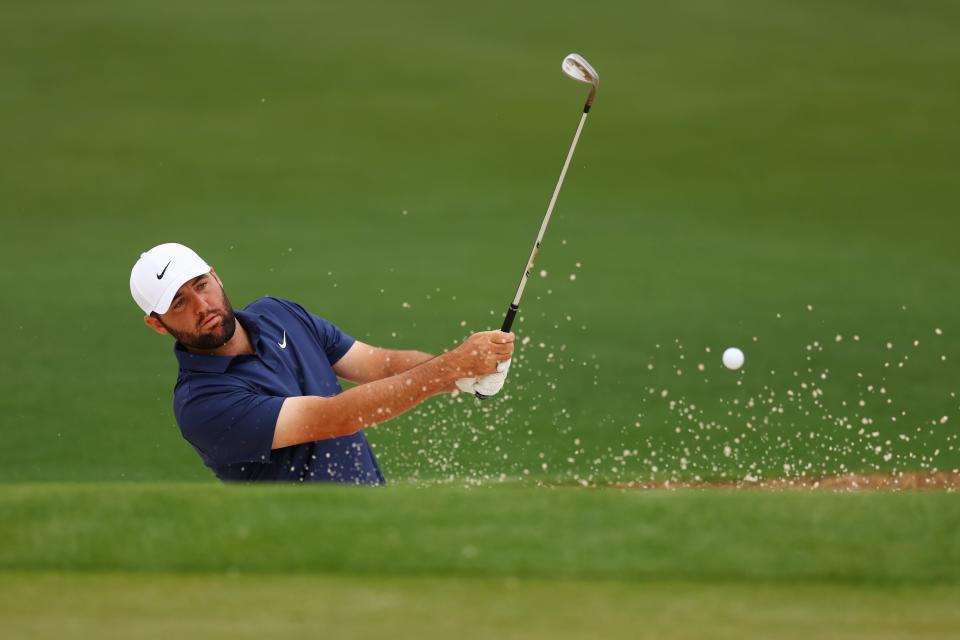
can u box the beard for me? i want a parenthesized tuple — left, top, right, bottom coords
(159, 293, 238, 351)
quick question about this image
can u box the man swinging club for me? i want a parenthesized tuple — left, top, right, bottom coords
(130, 242, 514, 484)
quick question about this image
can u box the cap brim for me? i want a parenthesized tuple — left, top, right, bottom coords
(152, 266, 212, 315)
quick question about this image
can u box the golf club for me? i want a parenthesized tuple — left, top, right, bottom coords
(476, 53, 599, 400)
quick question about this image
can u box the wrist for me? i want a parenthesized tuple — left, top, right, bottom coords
(403, 352, 460, 396)
(429, 351, 465, 386)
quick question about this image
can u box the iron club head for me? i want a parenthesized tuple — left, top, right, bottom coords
(561, 53, 599, 109)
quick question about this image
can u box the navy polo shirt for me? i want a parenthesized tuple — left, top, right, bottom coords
(172, 296, 385, 484)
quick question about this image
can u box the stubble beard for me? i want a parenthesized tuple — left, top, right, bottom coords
(159, 293, 238, 351)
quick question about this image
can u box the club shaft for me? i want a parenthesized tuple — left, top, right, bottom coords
(500, 109, 590, 332)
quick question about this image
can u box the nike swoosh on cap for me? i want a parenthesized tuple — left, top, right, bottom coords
(156, 261, 171, 279)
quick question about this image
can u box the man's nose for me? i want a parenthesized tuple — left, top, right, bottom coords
(193, 293, 212, 314)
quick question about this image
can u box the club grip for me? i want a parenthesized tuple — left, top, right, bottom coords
(477, 304, 519, 401)
(500, 303, 519, 333)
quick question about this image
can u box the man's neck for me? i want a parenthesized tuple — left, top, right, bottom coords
(184, 319, 255, 357)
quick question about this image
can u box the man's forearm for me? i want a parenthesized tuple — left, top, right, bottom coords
(273, 355, 456, 449)
(274, 330, 514, 450)
(382, 350, 434, 377)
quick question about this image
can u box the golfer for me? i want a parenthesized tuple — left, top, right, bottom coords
(131, 242, 514, 484)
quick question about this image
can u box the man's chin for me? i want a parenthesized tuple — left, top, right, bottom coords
(206, 315, 236, 349)
(179, 322, 235, 351)
(193, 330, 230, 350)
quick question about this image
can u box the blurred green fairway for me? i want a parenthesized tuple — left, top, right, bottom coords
(2, 0, 959, 636)
(4, 573, 959, 640)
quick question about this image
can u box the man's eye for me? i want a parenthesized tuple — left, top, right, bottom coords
(197, 281, 207, 290)
(173, 299, 185, 310)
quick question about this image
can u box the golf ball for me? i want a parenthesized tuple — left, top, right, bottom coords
(722, 347, 745, 370)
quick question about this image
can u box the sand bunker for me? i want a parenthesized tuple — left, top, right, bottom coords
(612, 471, 960, 491)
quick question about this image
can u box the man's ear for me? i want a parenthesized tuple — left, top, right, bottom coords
(209, 267, 223, 289)
(144, 315, 169, 336)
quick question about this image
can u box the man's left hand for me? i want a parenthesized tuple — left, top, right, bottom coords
(456, 359, 512, 397)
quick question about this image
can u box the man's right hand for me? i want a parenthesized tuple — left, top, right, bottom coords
(445, 330, 515, 381)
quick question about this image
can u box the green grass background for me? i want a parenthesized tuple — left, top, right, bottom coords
(2, 0, 959, 484)
(2, 0, 959, 636)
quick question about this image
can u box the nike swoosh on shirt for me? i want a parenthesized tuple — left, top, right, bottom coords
(156, 261, 171, 279)
(278, 331, 287, 349)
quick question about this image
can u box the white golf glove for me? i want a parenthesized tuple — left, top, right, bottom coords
(455, 359, 512, 397)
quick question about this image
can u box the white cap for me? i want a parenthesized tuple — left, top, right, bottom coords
(130, 243, 211, 315)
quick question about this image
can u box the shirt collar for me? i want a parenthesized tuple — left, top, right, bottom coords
(174, 309, 262, 373)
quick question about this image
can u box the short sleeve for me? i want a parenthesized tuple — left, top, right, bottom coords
(276, 299, 355, 364)
(309, 312, 355, 364)
(175, 379, 285, 466)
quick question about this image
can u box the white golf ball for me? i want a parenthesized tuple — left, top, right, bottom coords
(722, 347, 745, 370)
